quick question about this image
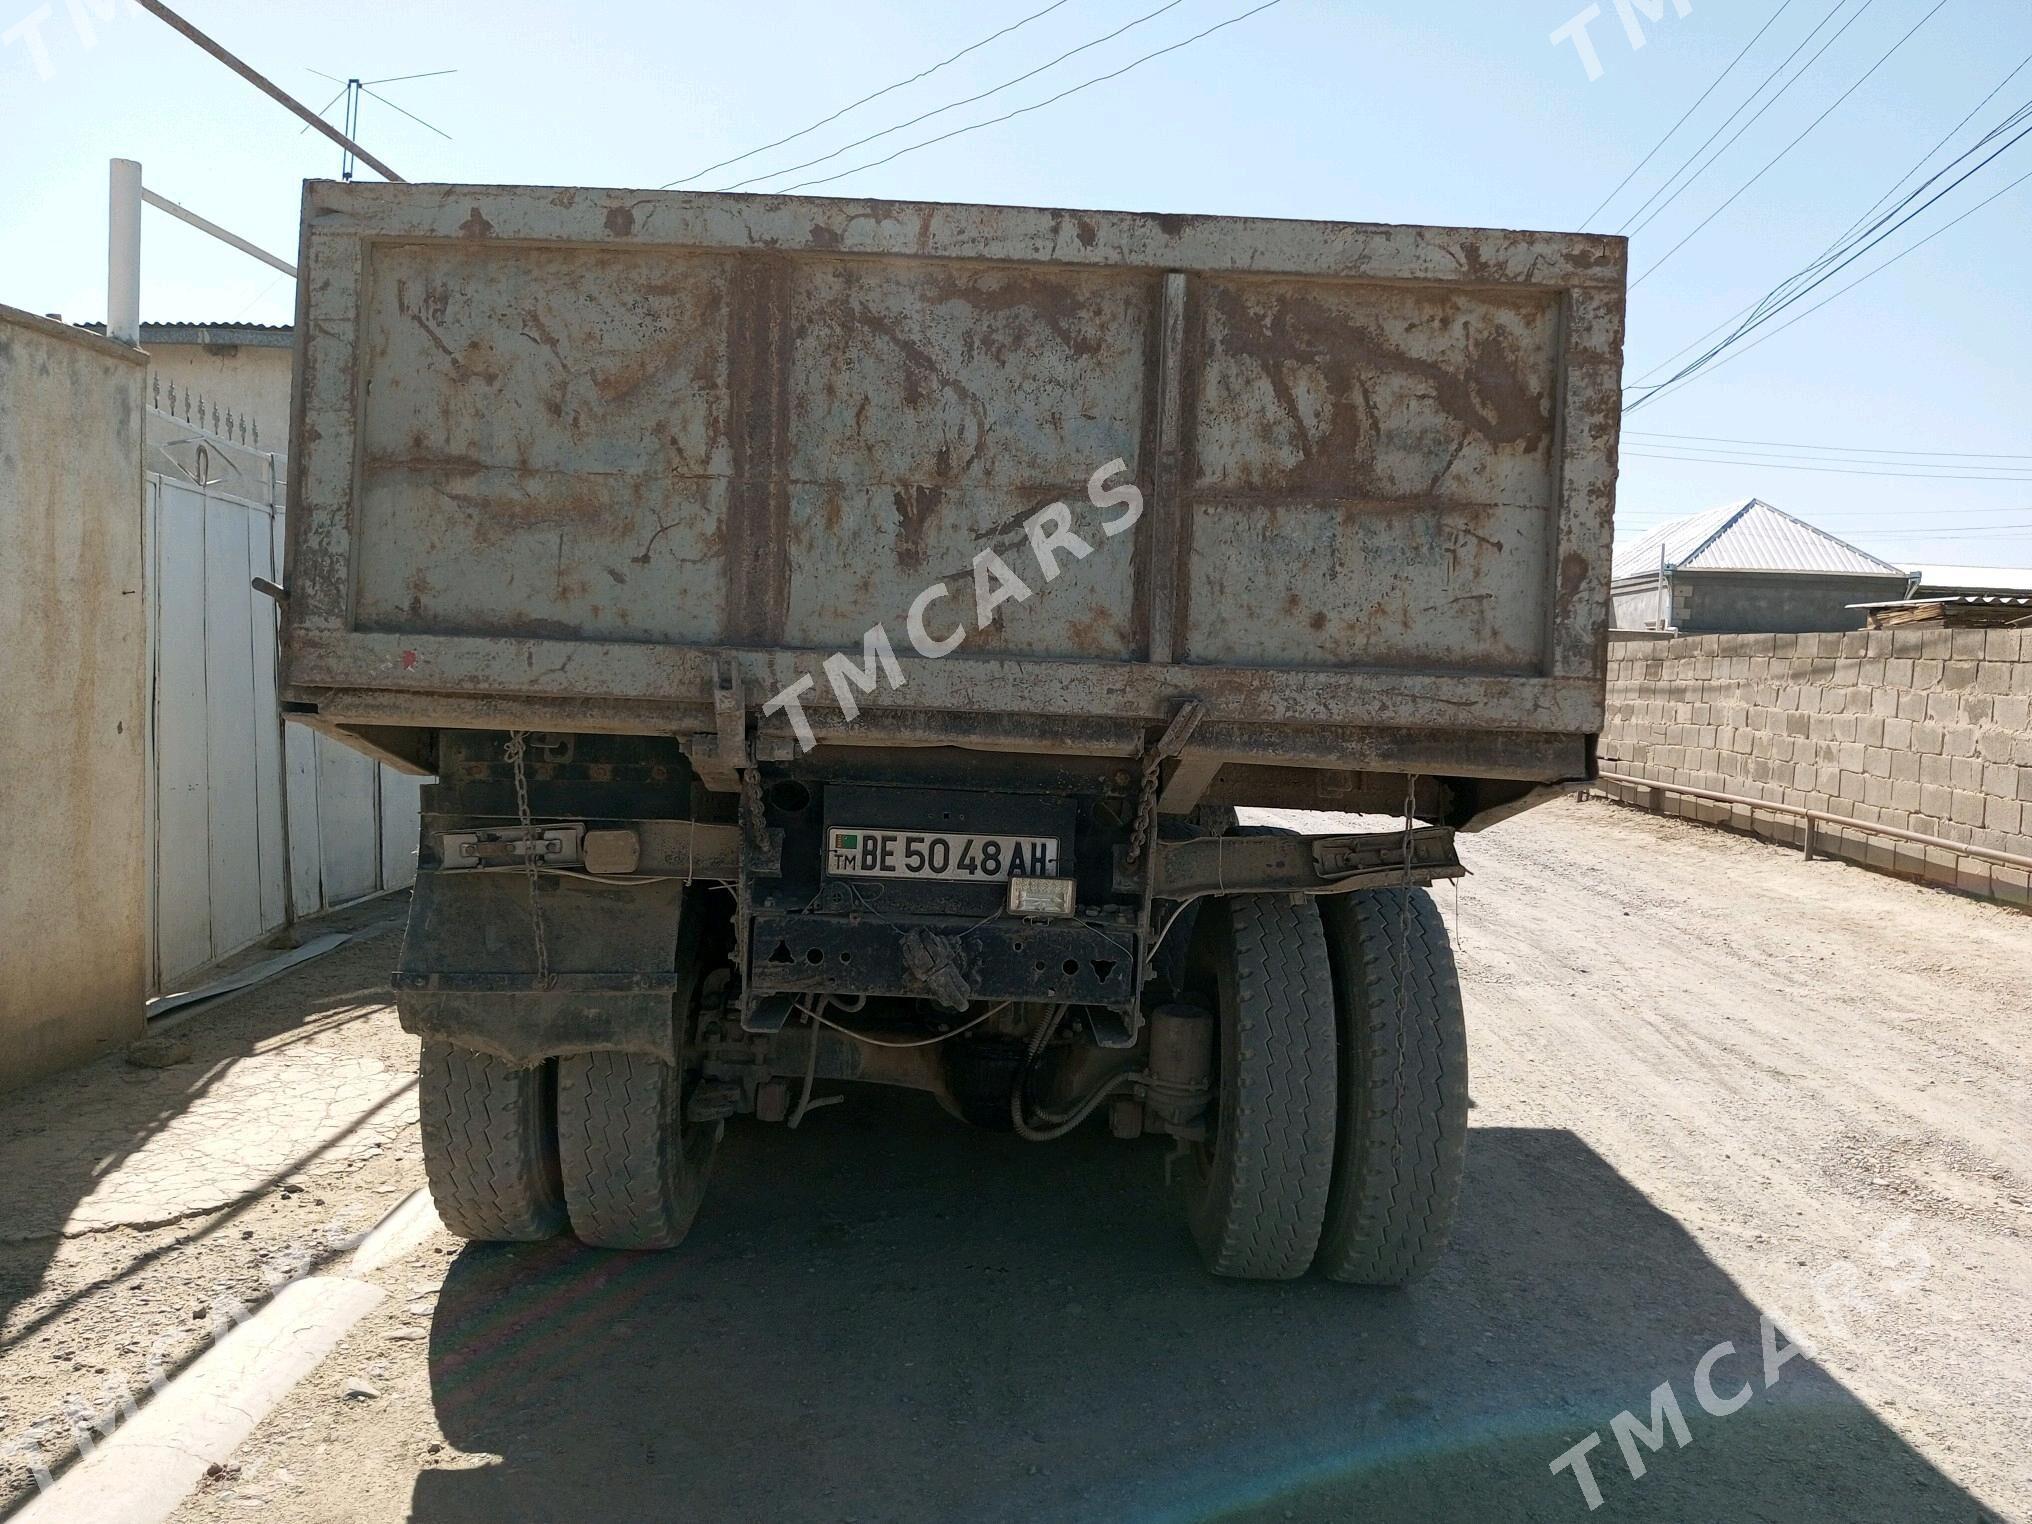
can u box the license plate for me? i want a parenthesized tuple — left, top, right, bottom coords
(826, 827, 1059, 882)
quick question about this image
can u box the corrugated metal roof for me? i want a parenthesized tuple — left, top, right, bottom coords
(74, 320, 293, 347)
(1612, 498, 1909, 580)
(1853, 594, 2032, 608)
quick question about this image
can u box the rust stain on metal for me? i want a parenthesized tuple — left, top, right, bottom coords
(724, 257, 793, 642)
(1200, 283, 1552, 497)
(925, 269, 1101, 360)
(890, 483, 944, 573)
(1557, 548, 1591, 615)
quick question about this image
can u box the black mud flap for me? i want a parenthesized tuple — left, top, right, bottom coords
(392, 869, 692, 1067)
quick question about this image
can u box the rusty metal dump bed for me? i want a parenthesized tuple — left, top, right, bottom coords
(281, 182, 1625, 788)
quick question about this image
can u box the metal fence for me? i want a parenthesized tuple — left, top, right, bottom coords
(144, 407, 419, 992)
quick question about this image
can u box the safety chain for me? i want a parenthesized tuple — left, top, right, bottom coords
(505, 730, 551, 986)
(741, 763, 767, 851)
(1124, 744, 1166, 869)
(1124, 700, 1208, 869)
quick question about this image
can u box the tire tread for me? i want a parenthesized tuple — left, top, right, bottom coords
(557, 1051, 716, 1250)
(1190, 896, 1338, 1280)
(418, 1042, 566, 1242)
(1315, 888, 1468, 1285)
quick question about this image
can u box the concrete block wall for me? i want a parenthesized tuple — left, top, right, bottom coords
(1600, 628, 2032, 908)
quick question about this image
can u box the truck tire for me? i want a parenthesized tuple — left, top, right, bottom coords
(1314, 887, 1469, 1285)
(418, 1043, 567, 1242)
(556, 1051, 720, 1249)
(1182, 895, 1338, 1279)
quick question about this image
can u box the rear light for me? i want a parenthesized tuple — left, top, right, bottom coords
(1006, 876, 1076, 917)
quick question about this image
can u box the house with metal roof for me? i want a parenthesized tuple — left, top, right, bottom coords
(77, 320, 294, 451)
(1611, 498, 1915, 634)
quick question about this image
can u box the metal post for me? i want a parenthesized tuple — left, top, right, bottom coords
(108, 158, 142, 346)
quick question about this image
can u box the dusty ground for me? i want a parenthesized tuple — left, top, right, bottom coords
(3, 800, 2027, 1522)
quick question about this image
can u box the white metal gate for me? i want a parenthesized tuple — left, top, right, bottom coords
(145, 408, 420, 993)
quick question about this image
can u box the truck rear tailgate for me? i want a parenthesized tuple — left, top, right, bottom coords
(281, 184, 1624, 780)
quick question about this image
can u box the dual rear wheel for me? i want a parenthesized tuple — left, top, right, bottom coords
(1180, 887, 1469, 1284)
(417, 959, 719, 1251)
(416, 886, 1467, 1282)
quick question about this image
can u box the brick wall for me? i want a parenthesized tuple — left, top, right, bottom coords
(1600, 628, 2032, 908)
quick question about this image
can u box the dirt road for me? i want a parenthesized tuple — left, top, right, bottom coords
(4, 799, 2027, 1522)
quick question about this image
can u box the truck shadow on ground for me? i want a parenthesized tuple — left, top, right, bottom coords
(416, 1094, 1995, 1524)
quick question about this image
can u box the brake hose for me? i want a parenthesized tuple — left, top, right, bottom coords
(1010, 1003, 1149, 1142)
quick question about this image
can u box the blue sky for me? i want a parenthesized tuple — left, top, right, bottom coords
(2, 0, 2026, 569)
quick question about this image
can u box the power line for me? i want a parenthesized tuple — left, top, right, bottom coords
(1624, 443, 2032, 475)
(1623, 446, 2032, 475)
(772, 0, 1288, 194)
(1622, 450, 2032, 482)
(1614, 515, 2032, 532)
(131, 0, 402, 180)
(663, 0, 1076, 188)
(1630, 156, 2024, 401)
(1615, 507, 2032, 524)
(1628, 50, 2032, 387)
(1615, 504, 2032, 521)
(1628, 97, 2032, 404)
(1639, 169, 2031, 407)
(1613, 0, 1856, 236)
(1823, 47, 2032, 247)
(1630, 141, 2032, 410)
(1581, 0, 1800, 230)
(1719, 96, 2030, 318)
(714, 0, 1192, 192)
(1627, 431, 2032, 460)
(1628, 0, 1948, 289)
(1877, 528, 2032, 540)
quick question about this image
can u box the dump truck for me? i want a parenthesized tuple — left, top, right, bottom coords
(278, 182, 1625, 1281)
